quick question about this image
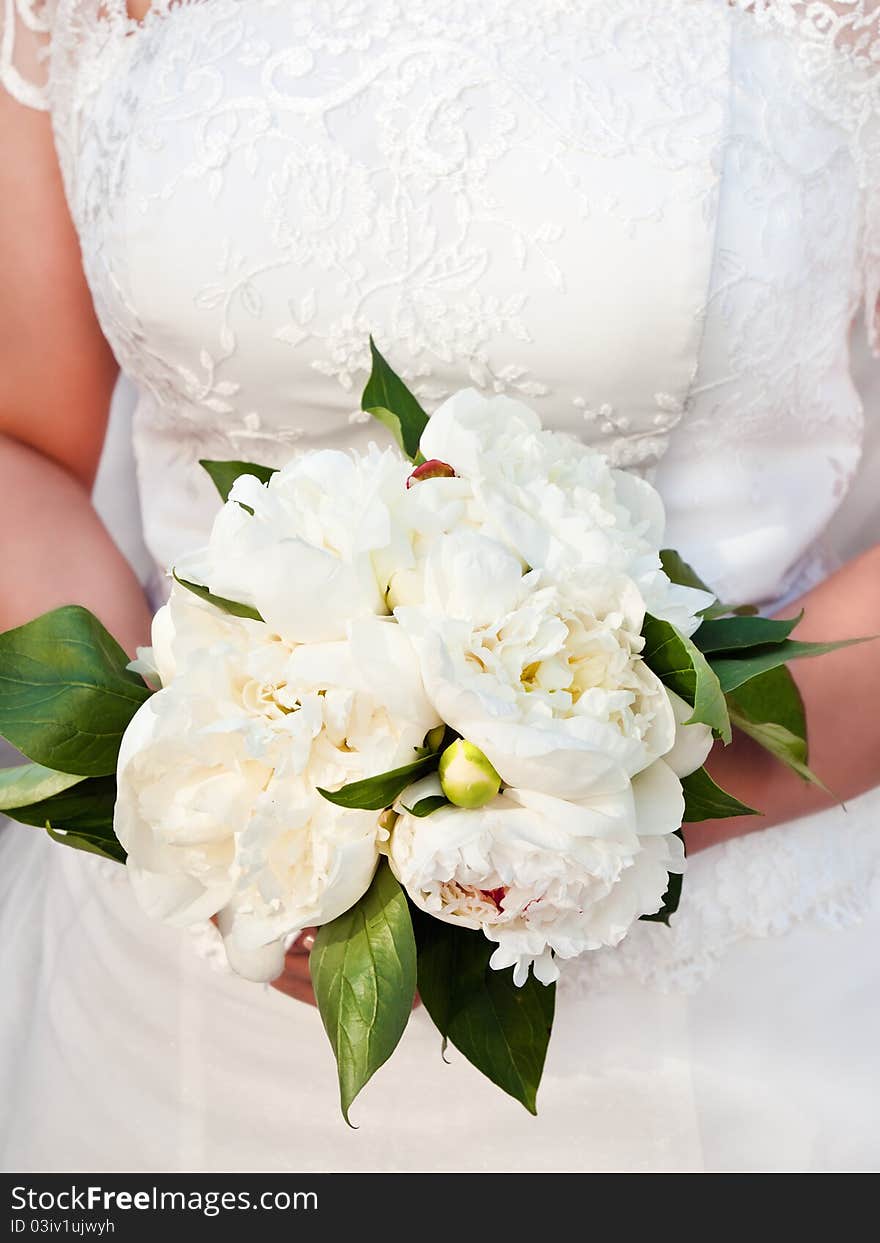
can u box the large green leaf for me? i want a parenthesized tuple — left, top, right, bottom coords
(641, 614, 731, 742)
(692, 612, 802, 655)
(0, 607, 151, 777)
(362, 337, 429, 462)
(199, 459, 277, 507)
(310, 862, 416, 1124)
(711, 636, 868, 694)
(680, 766, 759, 822)
(413, 910, 555, 1115)
(658, 549, 756, 619)
(173, 572, 264, 623)
(318, 752, 440, 811)
(640, 830, 685, 925)
(0, 762, 85, 810)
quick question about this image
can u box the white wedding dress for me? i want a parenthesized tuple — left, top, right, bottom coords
(2, 0, 880, 1173)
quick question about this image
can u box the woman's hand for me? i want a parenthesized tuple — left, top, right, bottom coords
(684, 543, 880, 853)
(270, 929, 318, 1007)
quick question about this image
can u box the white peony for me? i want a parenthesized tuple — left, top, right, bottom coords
(115, 588, 438, 981)
(180, 446, 412, 644)
(395, 529, 678, 800)
(390, 760, 686, 985)
(407, 388, 713, 634)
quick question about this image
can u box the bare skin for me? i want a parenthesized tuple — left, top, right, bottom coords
(2, 56, 879, 1010)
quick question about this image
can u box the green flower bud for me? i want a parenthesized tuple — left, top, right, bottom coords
(438, 739, 502, 809)
(424, 724, 447, 754)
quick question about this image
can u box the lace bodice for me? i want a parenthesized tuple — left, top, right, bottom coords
(3, 1, 879, 598)
(3, 0, 880, 991)
(0, 3, 877, 587)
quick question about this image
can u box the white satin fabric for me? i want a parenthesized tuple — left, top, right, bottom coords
(2, 0, 880, 1172)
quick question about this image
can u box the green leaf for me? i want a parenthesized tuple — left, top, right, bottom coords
(659, 549, 713, 595)
(727, 664, 806, 743)
(402, 795, 450, 818)
(705, 601, 759, 620)
(680, 766, 760, 822)
(0, 763, 126, 864)
(0, 762, 85, 810)
(0, 606, 151, 777)
(640, 830, 686, 925)
(173, 572, 264, 623)
(692, 612, 803, 655)
(711, 636, 869, 694)
(199, 459, 277, 508)
(412, 910, 555, 1115)
(727, 707, 829, 791)
(658, 549, 756, 619)
(318, 753, 440, 811)
(45, 825, 126, 865)
(723, 664, 829, 787)
(2, 773, 117, 834)
(362, 336, 429, 462)
(310, 862, 416, 1125)
(641, 614, 731, 743)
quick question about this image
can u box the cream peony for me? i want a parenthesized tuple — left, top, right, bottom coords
(115, 588, 438, 980)
(395, 529, 679, 801)
(390, 761, 686, 985)
(180, 446, 412, 644)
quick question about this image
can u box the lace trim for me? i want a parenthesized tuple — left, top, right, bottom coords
(0, 1, 203, 110)
(1, 0, 54, 108)
(560, 785, 880, 996)
(5, 3, 880, 114)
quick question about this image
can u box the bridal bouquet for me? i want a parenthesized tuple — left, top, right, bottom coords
(0, 342, 857, 1120)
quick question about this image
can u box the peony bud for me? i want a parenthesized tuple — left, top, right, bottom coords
(438, 739, 502, 809)
(406, 458, 456, 488)
(423, 723, 447, 754)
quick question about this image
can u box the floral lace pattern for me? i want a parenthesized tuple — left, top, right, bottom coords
(2, 0, 880, 993)
(561, 784, 880, 995)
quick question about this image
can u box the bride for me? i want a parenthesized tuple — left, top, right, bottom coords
(1, 0, 879, 1173)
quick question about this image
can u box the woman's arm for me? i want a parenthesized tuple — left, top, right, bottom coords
(0, 87, 151, 654)
(685, 542, 880, 852)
